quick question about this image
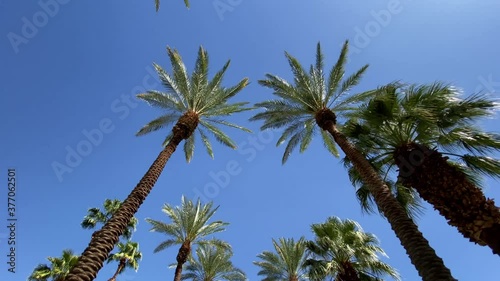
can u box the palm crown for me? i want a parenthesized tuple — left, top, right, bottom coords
(137, 46, 250, 162)
(155, 0, 190, 11)
(28, 250, 79, 281)
(107, 241, 142, 272)
(251, 40, 384, 163)
(181, 244, 246, 281)
(253, 237, 309, 281)
(343, 82, 500, 187)
(306, 217, 400, 281)
(145, 196, 230, 254)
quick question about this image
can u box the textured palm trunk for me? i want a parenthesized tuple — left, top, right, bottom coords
(314, 108, 456, 281)
(395, 142, 500, 255)
(174, 241, 191, 281)
(335, 261, 360, 281)
(108, 258, 126, 281)
(66, 112, 199, 281)
(289, 276, 299, 281)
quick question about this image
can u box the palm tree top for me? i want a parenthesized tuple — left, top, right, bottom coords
(182, 244, 246, 281)
(307, 217, 401, 281)
(145, 196, 230, 254)
(155, 0, 190, 12)
(254, 237, 309, 281)
(250, 40, 388, 163)
(344, 82, 500, 183)
(107, 241, 142, 272)
(136, 45, 252, 162)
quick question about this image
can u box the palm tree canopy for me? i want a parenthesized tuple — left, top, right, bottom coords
(250, 40, 389, 163)
(145, 196, 230, 254)
(181, 244, 246, 281)
(81, 199, 138, 240)
(253, 237, 309, 281)
(155, 0, 190, 12)
(136, 45, 251, 162)
(343, 82, 500, 187)
(107, 241, 142, 272)
(306, 217, 400, 281)
(28, 249, 80, 281)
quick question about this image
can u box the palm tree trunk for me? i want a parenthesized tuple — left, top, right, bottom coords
(326, 124, 456, 281)
(108, 259, 126, 281)
(335, 261, 360, 281)
(66, 113, 198, 281)
(395, 142, 500, 255)
(66, 134, 184, 281)
(174, 241, 191, 281)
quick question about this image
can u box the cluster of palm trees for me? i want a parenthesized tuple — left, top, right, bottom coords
(29, 2, 498, 280)
(29, 199, 142, 281)
(53, 38, 499, 281)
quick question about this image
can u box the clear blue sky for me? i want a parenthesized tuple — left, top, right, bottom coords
(1, 0, 500, 280)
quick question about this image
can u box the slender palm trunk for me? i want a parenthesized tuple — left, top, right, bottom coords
(66, 113, 198, 281)
(289, 276, 299, 281)
(324, 124, 455, 281)
(174, 241, 191, 281)
(395, 142, 500, 255)
(108, 259, 126, 281)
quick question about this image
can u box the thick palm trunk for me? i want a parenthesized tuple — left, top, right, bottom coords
(108, 259, 126, 281)
(67, 113, 198, 281)
(325, 123, 455, 281)
(174, 241, 191, 281)
(335, 262, 360, 281)
(395, 142, 500, 255)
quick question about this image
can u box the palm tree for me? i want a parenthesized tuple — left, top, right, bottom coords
(146, 196, 231, 281)
(106, 241, 142, 281)
(81, 199, 138, 240)
(250, 41, 456, 281)
(181, 244, 246, 281)
(28, 249, 79, 281)
(342, 83, 500, 254)
(155, 0, 190, 12)
(305, 217, 400, 281)
(253, 237, 309, 281)
(66, 46, 250, 281)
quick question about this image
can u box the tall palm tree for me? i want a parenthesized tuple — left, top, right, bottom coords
(342, 83, 500, 254)
(155, 0, 190, 12)
(146, 196, 231, 281)
(106, 241, 142, 281)
(28, 249, 79, 281)
(250, 41, 456, 281)
(181, 244, 246, 281)
(66, 46, 250, 281)
(81, 199, 138, 240)
(253, 237, 309, 281)
(305, 217, 400, 281)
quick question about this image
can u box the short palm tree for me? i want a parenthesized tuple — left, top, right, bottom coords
(305, 217, 400, 281)
(155, 0, 190, 11)
(66, 46, 249, 281)
(106, 241, 142, 281)
(181, 244, 246, 281)
(81, 199, 138, 240)
(250, 41, 456, 281)
(28, 249, 79, 281)
(253, 237, 309, 281)
(343, 83, 500, 254)
(146, 196, 231, 281)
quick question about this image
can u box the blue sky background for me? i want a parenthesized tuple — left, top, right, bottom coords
(1, 0, 500, 280)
